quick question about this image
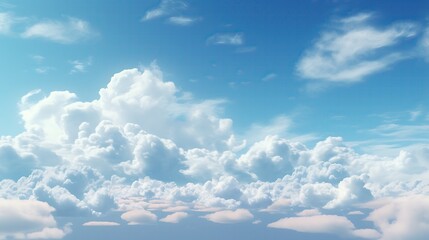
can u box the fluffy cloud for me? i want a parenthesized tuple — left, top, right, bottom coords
(160, 212, 188, 223)
(121, 209, 158, 225)
(268, 214, 380, 239)
(168, 16, 199, 26)
(22, 17, 95, 44)
(365, 195, 429, 240)
(297, 13, 417, 83)
(203, 209, 254, 224)
(0, 199, 69, 239)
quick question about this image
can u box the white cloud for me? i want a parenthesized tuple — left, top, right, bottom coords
(268, 214, 380, 239)
(297, 12, 417, 83)
(296, 208, 321, 217)
(203, 209, 254, 224)
(160, 212, 188, 223)
(70, 58, 92, 74)
(142, 0, 187, 21)
(121, 209, 158, 225)
(262, 73, 277, 82)
(0, 12, 13, 34)
(365, 195, 429, 240)
(22, 17, 94, 44)
(168, 16, 198, 26)
(261, 199, 291, 213)
(207, 33, 244, 46)
(82, 221, 120, 226)
(421, 26, 429, 61)
(0, 199, 69, 239)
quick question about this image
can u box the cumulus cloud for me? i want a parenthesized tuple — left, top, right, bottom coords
(142, 0, 187, 21)
(365, 195, 429, 240)
(121, 209, 158, 225)
(22, 17, 95, 44)
(0, 199, 69, 239)
(268, 214, 380, 239)
(203, 209, 254, 224)
(297, 12, 417, 83)
(207, 33, 244, 46)
(160, 212, 188, 223)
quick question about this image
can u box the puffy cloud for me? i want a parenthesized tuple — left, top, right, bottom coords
(82, 221, 120, 226)
(207, 33, 244, 46)
(22, 17, 95, 44)
(121, 209, 158, 225)
(365, 195, 429, 240)
(297, 12, 417, 83)
(296, 208, 321, 217)
(0, 144, 37, 180)
(203, 209, 254, 224)
(268, 214, 380, 239)
(160, 212, 188, 223)
(0, 199, 69, 239)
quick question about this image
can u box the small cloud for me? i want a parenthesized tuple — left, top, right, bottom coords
(121, 209, 158, 225)
(203, 209, 254, 224)
(296, 208, 321, 217)
(262, 73, 277, 82)
(22, 17, 95, 44)
(142, 0, 187, 21)
(261, 198, 292, 213)
(347, 210, 364, 215)
(207, 33, 244, 46)
(160, 212, 188, 223)
(31, 54, 45, 63)
(82, 221, 120, 227)
(70, 57, 92, 74)
(35, 67, 52, 74)
(168, 16, 199, 26)
(0, 12, 14, 34)
(297, 12, 418, 84)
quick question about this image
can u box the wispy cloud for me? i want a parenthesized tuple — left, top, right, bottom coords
(0, 12, 14, 34)
(70, 57, 92, 73)
(142, 0, 187, 21)
(168, 16, 198, 26)
(297, 12, 418, 84)
(262, 73, 277, 82)
(207, 33, 244, 46)
(22, 17, 95, 44)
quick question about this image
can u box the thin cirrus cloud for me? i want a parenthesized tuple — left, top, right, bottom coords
(168, 16, 199, 26)
(207, 33, 244, 46)
(297, 12, 418, 83)
(142, 0, 188, 21)
(82, 221, 120, 227)
(0, 12, 14, 34)
(22, 17, 95, 44)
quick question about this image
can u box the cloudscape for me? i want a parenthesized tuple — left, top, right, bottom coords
(1, 1, 429, 239)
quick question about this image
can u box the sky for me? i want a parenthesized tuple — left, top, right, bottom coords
(0, 0, 429, 239)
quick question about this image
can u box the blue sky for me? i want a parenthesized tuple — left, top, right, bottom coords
(1, 0, 429, 239)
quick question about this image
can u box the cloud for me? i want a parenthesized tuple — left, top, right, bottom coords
(160, 212, 188, 223)
(70, 58, 92, 74)
(262, 73, 277, 82)
(82, 221, 120, 226)
(260, 199, 291, 213)
(207, 33, 244, 46)
(142, 0, 187, 21)
(296, 208, 321, 217)
(121, 209, 158, 225)
(268, 214, 380, 239)
(365, 195, 429, 240)
(203, 209, 254, 224)
(0, 199, 69, 239)
(297, 12, 417, 83)
(168, 16, 198, 26)
(420, 26, 429, 61)
(0, 12, 14, 34)
(22, 17, 94, 44)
